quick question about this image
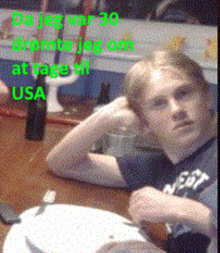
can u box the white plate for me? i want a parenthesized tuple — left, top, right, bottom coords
(3, 204, 146, 253)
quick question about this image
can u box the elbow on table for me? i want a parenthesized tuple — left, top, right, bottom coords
(46, 158, 69, 179)
(46, 153, 62, 176)
(46, 152, 79, 179)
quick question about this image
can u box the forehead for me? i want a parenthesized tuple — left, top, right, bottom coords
(144, 68, 194, 100)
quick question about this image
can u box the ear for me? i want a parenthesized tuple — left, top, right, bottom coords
(133, 107, 153, 136)
(139, 119, 152, 135)
(139, 122, 161, 149)
(128, 101, 153, 135)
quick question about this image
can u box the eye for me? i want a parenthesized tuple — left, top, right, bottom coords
(175, 87, 192, 100)
(153, 98, 167, 108)
(177, 90, 188, 98)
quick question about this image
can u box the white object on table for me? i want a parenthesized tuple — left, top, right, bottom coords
(3, 204, 147, 253)
(35, 190, 57, 216)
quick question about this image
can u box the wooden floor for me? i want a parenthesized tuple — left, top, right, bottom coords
(0, 100, 168, 251)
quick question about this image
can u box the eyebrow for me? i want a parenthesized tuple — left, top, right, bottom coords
(148, 96, 166, 104)
(147, 83, 193, 103)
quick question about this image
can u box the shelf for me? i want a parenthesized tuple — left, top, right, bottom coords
(0, 9, 217, 82)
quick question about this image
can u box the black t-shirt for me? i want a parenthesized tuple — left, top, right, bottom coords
(117, 137, 217, 253)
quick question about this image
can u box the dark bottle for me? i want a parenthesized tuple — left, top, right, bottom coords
(25, 72, 47, 141)
(97, 82, 110, 105)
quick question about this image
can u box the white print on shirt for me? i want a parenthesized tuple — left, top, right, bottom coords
(163, 169, 210, 195)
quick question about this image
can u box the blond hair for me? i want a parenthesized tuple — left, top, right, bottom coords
(124, 50, 210, 108)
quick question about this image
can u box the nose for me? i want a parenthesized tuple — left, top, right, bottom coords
(169, 98, 186, 121)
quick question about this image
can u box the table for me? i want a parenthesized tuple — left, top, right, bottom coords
(0, 112, 168, 252)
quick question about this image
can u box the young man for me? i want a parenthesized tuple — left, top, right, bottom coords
(46, 51, 217, 252)
(0, 79, 9, 104)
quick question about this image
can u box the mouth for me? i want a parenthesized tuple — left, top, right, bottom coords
(173, 121, 194, 130)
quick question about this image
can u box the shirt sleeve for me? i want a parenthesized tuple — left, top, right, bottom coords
(199, 180, 218, 228)
(117, 151, 172, 191)
(199, 181, 218, 253)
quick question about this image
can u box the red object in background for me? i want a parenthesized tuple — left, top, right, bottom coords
(74, 0, 94, 64)
(33, 0, 50, 63)
(2, 16, 12, 31)
(32, 0, 93, 65)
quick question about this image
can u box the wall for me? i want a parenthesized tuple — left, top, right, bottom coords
(0, 8, 217, 102)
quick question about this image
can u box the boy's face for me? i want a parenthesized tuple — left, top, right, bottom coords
(141, 68, 212, 148)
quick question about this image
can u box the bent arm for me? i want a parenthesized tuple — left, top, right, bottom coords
(46, 97, 136, 187)
(48, 152, 127, 187)
(171, 196, 213, 237)
(46, 104, 118, 171)
(129, 186, 215, 237)
(0, 79, 9, 104)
